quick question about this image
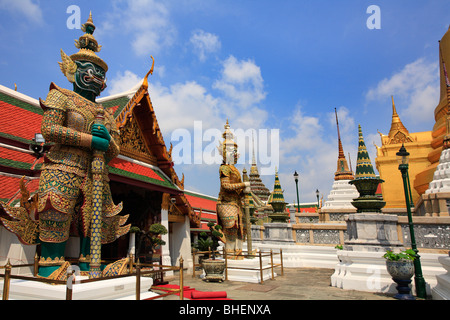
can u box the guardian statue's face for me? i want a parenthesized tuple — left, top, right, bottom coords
(224, 145, 239, 165)
(74, 61, 106, 97)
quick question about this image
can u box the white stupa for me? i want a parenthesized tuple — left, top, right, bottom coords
(322, 109, 359, 211)
(426, 114, 450, 193)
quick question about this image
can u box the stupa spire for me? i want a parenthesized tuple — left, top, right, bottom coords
(354, 124, 376, 180)
(248, 131, 271, 202)
(350, 125, 385, 212)
(334, 108, 354, 181)
(267, 167, 289, 222)
(269, 168, 284, 202)
(251, 131, 257, 172)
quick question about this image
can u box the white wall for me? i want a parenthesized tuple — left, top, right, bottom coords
(170, 216, 192, 270)
(0, 227, 36, 275)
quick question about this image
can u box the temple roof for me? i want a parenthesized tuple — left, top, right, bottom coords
(183, 190, 218, 232)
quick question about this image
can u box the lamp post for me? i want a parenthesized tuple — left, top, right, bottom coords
(294, 171, 300, 213)
(30, 133, 45, 158)
(315, 189, 320, 209)
(396, 144, 427, 299)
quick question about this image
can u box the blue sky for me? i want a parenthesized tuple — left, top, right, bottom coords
(0, 0, 449, 204)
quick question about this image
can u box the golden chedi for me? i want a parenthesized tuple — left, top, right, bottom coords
(414, 26, 450, 196)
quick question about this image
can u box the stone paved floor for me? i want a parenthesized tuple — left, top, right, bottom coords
(159, 267, 395, 300)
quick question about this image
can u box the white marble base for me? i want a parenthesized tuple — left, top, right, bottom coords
(246, 243, 339, 269)
(432, 256, 450, 300)
(226, 258, 276, 283)
(331, 249, 446, 296)
(1, 275, 160, 300)
(331, 250, 397, 293)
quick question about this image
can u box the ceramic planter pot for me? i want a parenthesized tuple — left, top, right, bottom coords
(350, 178, 383, 197)
(270, 201, 286, 213)
(349, 178, 386, 213)
(386, 260, 415, 300)
(202, 259, 226, 282)
(386, 260, 415, 280)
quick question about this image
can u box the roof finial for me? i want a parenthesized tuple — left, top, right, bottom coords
(143, 55, 155, 88)
(391, 95, 398, 115)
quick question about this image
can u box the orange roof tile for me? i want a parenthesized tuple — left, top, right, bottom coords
(0, 100, 42, 142)
(0, 175, 39, 202)
(199, 212, 217, 221)
(0, 147, 39, 166)
(108, 157, 164, 181)
(184, 193, 217, 212)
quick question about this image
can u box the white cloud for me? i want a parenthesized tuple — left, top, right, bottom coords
(281, 105, 324, 154)
(106, 70, 142, 95)
(106, 55, 269, 134)
(105, 57, 363, 203)
(102, 0, 176, 56)
(105, 55, 278, 198)
(150, 80, 222, 133)
(190, 29, 221, 61)
(0, 0, 43, 24)
(365, 58, 439, 126)
(213, 55, 266, 108)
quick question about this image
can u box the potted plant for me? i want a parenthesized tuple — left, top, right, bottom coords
(383, 249, 416, 300)
(194, 233, 214, 266)
(200, 222, 226, 282)
(335, 244, 343, 262)
(135, 223, 168, 263)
